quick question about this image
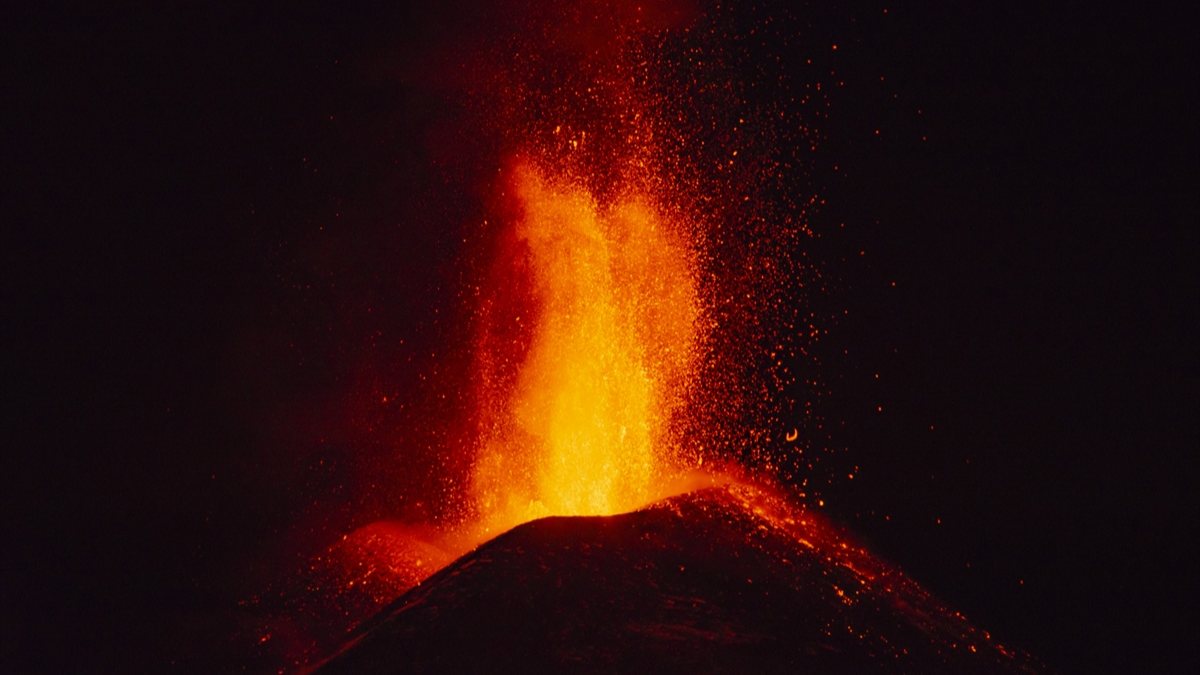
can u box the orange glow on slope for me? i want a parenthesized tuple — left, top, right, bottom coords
(470, 160, 701, 535)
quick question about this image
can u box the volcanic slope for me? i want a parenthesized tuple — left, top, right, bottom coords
(315, 482, 1042, 674)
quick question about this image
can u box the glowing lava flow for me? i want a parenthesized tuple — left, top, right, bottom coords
(469, 160, 701, 537)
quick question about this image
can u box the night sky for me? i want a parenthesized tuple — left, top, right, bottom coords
(6, 2, 1197, 673)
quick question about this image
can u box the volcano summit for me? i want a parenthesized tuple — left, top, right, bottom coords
(314, 482, 1041, 674)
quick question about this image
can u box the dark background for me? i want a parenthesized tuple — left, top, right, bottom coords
(5, 1, 1196, 673)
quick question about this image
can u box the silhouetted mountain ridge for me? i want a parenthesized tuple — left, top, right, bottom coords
(316, 482, 1042, 674)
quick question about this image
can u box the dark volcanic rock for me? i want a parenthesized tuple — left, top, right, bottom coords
(315, 483, 1041, 674)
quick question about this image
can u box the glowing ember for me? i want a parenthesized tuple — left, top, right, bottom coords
(469, 160, 700, 535)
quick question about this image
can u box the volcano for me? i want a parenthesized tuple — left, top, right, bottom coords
(313, 482, 1040, 674)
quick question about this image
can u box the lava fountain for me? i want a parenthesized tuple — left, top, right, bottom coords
(468, 159, 701, 536)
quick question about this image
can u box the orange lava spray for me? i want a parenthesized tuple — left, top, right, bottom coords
(469, 159, 702, 536)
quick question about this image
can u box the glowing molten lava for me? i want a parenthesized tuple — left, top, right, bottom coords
(470, 160, 701, 535)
